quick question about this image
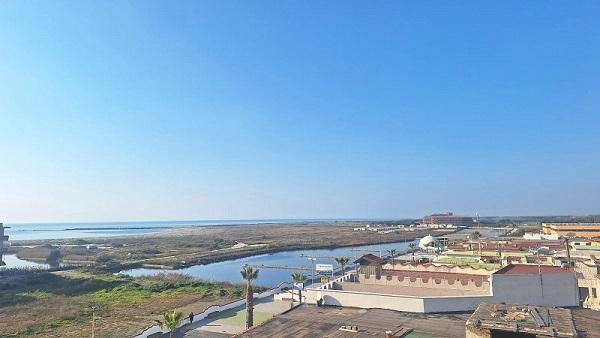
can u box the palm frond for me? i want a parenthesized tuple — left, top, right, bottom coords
(241, 266, 259, 281)
(291, 272, 306, 282)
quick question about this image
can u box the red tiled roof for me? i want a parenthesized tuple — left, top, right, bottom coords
(494, 264, 574, 275)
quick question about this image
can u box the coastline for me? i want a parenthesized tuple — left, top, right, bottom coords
(8, 221, 448, 270)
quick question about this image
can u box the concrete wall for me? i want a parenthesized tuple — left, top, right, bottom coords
(423, 295, 492, 312)
(304, 288, 492, 313)
(305, 288, 426, 312)
(465, 326, 492, 338)
(491, 273, 579, 307)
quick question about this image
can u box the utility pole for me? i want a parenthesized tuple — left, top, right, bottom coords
(308, 258, 316, 286)
(90, 306, 97, 338)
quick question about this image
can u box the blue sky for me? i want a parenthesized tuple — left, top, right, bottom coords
(1, 1, 599, 222)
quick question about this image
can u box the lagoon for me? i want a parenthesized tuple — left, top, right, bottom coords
(119, 240, 419, 288)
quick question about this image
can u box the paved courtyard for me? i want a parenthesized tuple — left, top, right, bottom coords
(181, 296, 291, 337)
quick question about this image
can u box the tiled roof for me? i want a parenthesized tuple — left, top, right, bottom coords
(354, 254, 384, 265)
(494, 264, 573, 275)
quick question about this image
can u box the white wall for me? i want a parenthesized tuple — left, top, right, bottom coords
(491, 273, 579, 307)
(423, 296, 492, 312)
(305, 288, 493, 313)
(305, 288, 426, 312)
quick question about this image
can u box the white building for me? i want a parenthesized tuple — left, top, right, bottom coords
(0, 223, 8, 266)
(305, 262, 579, 313)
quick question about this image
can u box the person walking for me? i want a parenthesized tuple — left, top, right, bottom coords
(188, 312, 194, 324)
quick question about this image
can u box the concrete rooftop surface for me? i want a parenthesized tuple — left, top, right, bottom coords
(234, 305, 470, 338)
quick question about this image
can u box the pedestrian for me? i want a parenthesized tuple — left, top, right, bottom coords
(188, 312, 194, 324)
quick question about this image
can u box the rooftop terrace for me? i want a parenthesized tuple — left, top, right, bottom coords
(235, 305, 470, 338)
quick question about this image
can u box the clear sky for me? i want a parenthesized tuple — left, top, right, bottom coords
(1, 1, 599, 223)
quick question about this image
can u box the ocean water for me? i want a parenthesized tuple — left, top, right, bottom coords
(2, 219, 366, 241)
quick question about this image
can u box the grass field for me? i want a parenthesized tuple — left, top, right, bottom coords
(0, 270, 259, 338)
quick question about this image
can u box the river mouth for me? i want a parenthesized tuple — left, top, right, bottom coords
(118, 228, 505, 287)
(119, 240, 420, 288)
(0, 254, 50, 270)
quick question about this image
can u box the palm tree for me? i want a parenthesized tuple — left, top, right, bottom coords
(291, 272, 306, 304)
(155, 310, 183, 338)
(335, 257, 350, 275)
(409, 243, 417, 262)
(470, 231, 482, 256)
(241, 265, 259, 329)
(386, 249, 397, 266)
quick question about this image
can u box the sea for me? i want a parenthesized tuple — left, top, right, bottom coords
(2, 219, 371, 241)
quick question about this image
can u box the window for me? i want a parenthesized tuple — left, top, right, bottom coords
(592, 288, 597, 298)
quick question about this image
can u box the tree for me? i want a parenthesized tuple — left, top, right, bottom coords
(409, 243, 417, 262)
(291, 272, 306, 304)
(156, 310, 183, 338)
(470, 231, 481, 240)
(470, 231, 482, 256)
(241, 265, 259, 329)
(335, 257, 350, 275)
(386, 249, 397, 266)
(45, 249, 62, 268)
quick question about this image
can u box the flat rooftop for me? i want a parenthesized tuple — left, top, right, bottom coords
(571, 308, 600, 338)
(466, 303, 579, 337)
(235, 305, 470, 338)
(338, 281, 490, 296)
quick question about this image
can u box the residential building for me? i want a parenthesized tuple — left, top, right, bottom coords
(574, 257, 600, 310)
(465, 303, 586, 338)
(306, 257, 579, 313)
(422, 212, 474, 226)
(0, 223, 8, 266)
(542, 222, 600, 238)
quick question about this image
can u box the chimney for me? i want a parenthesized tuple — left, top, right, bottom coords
(385, 330, 393, 338)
